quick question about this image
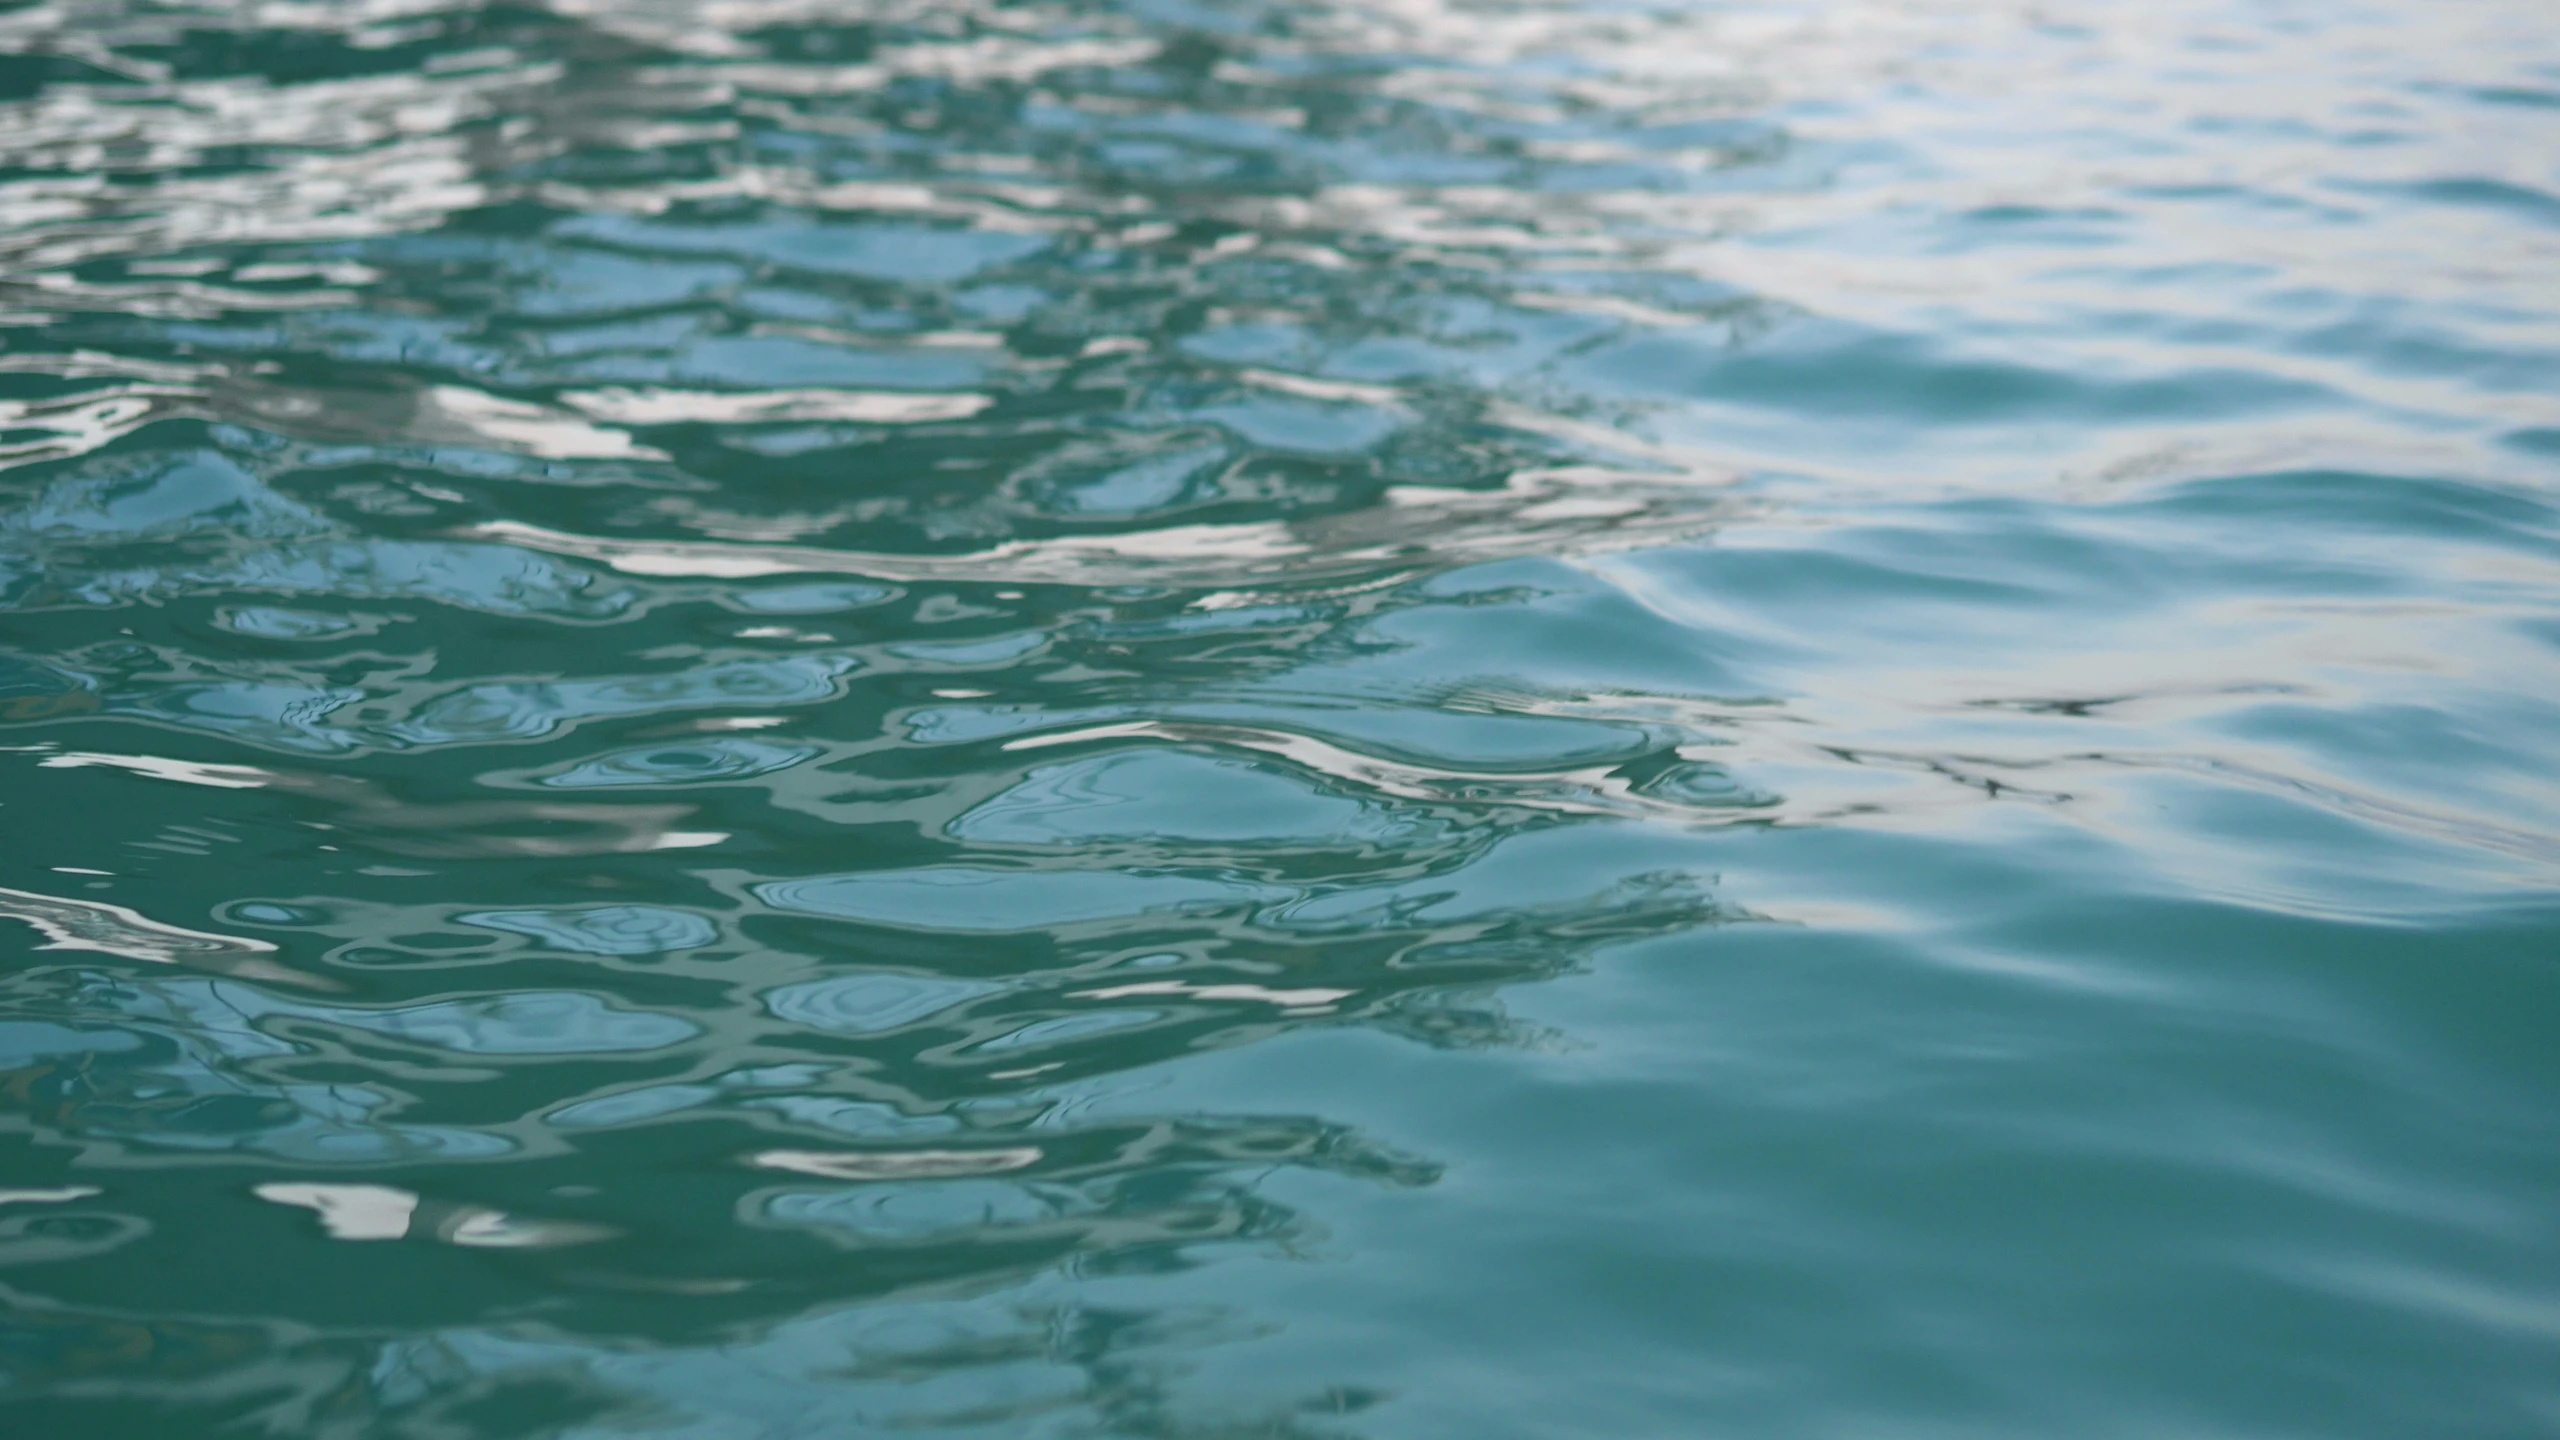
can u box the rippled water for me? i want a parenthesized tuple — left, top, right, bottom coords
(1, 1, 2557, 1435)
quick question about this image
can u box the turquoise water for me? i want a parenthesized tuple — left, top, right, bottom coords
(2, 0, 2558, 1434)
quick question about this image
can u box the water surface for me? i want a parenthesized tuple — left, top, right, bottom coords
(2, 1, 2558, 1436)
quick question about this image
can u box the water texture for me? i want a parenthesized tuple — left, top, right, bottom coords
(0, 0, 2556, 1435)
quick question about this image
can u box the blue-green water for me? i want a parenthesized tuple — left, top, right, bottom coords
(2, 1, 2557, 1435)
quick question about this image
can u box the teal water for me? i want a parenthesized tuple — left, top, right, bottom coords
(2, 1, 2558, 1435)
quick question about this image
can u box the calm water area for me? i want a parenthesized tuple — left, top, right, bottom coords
(1, 1, 2557, 1436)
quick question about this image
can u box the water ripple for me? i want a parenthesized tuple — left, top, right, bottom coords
(1, 1, 2556, 1436)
